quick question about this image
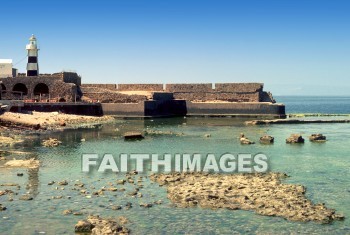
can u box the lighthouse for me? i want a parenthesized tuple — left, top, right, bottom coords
(26, 34, 39, 76)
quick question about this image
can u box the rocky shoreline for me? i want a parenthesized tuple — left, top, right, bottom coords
(245, 119, 350, 125)
(0, 111, 114, 132)
(0, 111, 115, 147)
(150, 172, 344, 224)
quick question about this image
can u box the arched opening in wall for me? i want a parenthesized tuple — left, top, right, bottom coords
(59, 98, 66, 102)
(12, 83, 28, 97)
(1, 84, 6, 91)
(34, 83, 49, 96)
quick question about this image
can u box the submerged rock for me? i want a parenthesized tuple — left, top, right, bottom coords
(58, 180, 68, 186)
(309, 134, 326, 142)
(0, 204, 6, 211)
(240, 138, 255, 144)
(75, 215, 130, 234)
(259, 135, 274, 144)
(110, 205, 122, 210)
(0, 189, 14, 196)
(63, 209, 73, 215)
(42, 138, 62, 147)
(123, 132, 144, 140)
(139, 203, 153, 208)
(286, 134, 305, 144)
(74, 220, 94, 233)
(150, 172, 344, 223)
(4, 158, 39, 168)
(116, 180, 126, 185)
(239, 134, 255, 145)
(19, 194, 33, 201)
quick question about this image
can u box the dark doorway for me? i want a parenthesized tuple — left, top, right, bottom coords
(34, 83, 49, 96)
(13, 83, 28, 96)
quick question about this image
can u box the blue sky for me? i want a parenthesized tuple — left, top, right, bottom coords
(1, 0, 350, 95)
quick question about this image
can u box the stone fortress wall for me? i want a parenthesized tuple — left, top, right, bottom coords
(81, 83, 275, 103)
(0, 72, 81, 102)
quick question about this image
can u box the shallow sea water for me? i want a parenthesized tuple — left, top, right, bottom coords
(1, 97, 350, 234)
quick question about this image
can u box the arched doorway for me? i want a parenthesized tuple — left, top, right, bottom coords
(34, 83, 49, 96)
(12, 83, 28, 97)
(58, 98, 66, 102)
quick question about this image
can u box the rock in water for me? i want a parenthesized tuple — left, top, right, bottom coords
(74, 220, 94, 233)
(123, 132, 144, 140)
(309, 134, 326, 142)
(240, 138, 255, 144)
(42, 138, 62, 147)
(75, 215, 130, 234)
(0, 204, 6, 211)
(4, 158, 39, 168)
(150, 172, 344, 223)
(19, 194, 33, 201)
(260, 135, 274, 144)
(239, 133, 255, 144)
(58, 180, 68, 186)
(286, 134, 304, 144)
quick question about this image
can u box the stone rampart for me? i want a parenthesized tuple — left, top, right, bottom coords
(215, 83, 263, 92)
(165, 83, 213, 92)
(117, 84, 163, 91)
(83, 92, 147, 103)
(81, 84, 117, 90)
(173, 92, 260, 102)
(80, 82, 275, 103)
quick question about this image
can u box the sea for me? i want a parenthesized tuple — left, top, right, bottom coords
(0, 96, 349, 234)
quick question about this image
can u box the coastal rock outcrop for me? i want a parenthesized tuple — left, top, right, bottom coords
(309, 134, 326, 142)
(150, 172, 344, 223)
(239, 133, 255, 145)
(286, 134, 305, 144)
(259, 135, 274, 144)
(75, 215, 130, 234)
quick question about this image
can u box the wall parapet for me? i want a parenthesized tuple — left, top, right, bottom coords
(80, 82, 275, 103)
(166, 83, 212, 92)
(118, 84, 163, 91)
(215, 83, 263, 92)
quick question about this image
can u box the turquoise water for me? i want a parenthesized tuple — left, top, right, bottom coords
(276, 96, 350, 114)
(1, 103, 350, 234)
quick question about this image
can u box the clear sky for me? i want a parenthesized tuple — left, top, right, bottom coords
(1, 0, 349, 95)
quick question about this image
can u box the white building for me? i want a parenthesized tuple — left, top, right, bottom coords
(0, 59, 13, 78)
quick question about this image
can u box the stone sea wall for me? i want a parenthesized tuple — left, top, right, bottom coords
(83, 92, 147, 103)
(81, 84, 117, 90)
(173, 92, 260, 102)
(118, 84, 163, 91)
(81, 83, 275, 103)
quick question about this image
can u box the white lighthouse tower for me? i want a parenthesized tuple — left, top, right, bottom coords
(26, 34, 39, 76)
